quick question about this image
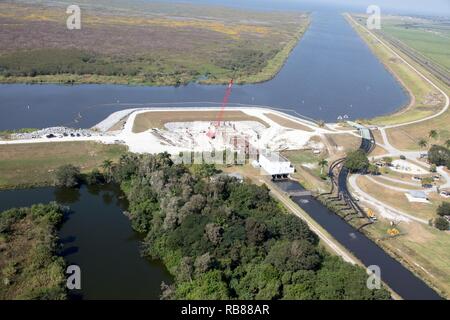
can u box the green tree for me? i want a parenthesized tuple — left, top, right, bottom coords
(101, 159, 113, 182)
(445, 139, 450, 149)
(54, 164, 81, 187)
(434, 216, 449, 231)
(315, 256, 390, 300)
(418, 138, 428, 148)
(382, 156, 393, 166)
(175, 270, 229, 299)
(367, 163, 380, 175)
(232, 264, 281, 300)
(421, 177, 434, 187)
(428, 145, 450, 166)
(429, 130, 438, 140)
(318, 158, 328, 175)
(437, 202, 450, 217)
(85, 168, 104, 185)
(265, 240, 321, 272)
(344, 150, 369, 173)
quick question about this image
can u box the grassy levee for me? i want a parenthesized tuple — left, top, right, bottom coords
(381, 17, 450, 72)
(0, 141, 127, 189)
(347, 14, 444, 125)
(347, 14, 450, 151)
(346, 14, 450, 297)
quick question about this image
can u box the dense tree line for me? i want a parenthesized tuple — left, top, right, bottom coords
(0, 203, 67, 299)
(435, 202, 450, 231)
(98, 152, 390, 300)
(0, 47, 279, 84)
(0, 49, 140, 78)
(428, 145, 450, 169)
(214, 48, 277, 77)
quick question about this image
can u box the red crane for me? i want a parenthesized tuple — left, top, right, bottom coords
(207, 79, 234, 139)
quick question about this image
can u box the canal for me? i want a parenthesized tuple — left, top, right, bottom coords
(273, 179, 442, 300)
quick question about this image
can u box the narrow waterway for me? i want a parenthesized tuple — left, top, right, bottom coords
(273, 179, 442, 300)
(0, 185, 172, 300)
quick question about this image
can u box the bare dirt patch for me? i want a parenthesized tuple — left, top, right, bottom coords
(263, 113, 313, 132)
(132, 110, 270, 133)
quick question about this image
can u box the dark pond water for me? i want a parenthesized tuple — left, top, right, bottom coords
(273, 179, 442, 300)
(0, 10, 408, 130)
(0, 185, 172, 300)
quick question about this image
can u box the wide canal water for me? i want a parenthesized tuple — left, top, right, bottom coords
(0, 10, 408, 130)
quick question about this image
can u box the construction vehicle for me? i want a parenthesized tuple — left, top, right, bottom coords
(207, 79, 234, 139)
(387, 228, 400, 236)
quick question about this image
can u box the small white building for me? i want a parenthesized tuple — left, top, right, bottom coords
(258, 151, 295, 179)
(405, 190, 429, 203)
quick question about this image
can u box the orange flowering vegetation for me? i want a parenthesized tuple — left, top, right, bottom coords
(84, 15, 270, 39)
(0, 3, 271, 39)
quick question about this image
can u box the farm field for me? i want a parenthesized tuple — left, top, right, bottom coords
(381, 16, 450, 71)
(0, 0, 309, 86)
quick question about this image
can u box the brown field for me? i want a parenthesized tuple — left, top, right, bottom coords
(132, 110, 270, 133)
(263, 113, 314, 132)
(357, 175, 440, 220)
(386, 118, 450, 151)
(378, 167, 437, 184)
(324, 133, 361, 154)
(369, 144, 388, 157)
(370, 176, 422, 190)
(363, 218, 450, 298)
(0, 0, 308, 86)
(0, 141, 126, 188)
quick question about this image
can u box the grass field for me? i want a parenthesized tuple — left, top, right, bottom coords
(364, 219, 450, 298)
(357, 175, 447, 221)
(0, 0, 309, 86)
(0, 141, 127, 188)
(132, 110, 269, 133)
(324, 133, 361, 153)
(282, 149, 330, 192)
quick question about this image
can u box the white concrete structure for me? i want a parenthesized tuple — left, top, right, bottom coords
(258, 151, 295, 177)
